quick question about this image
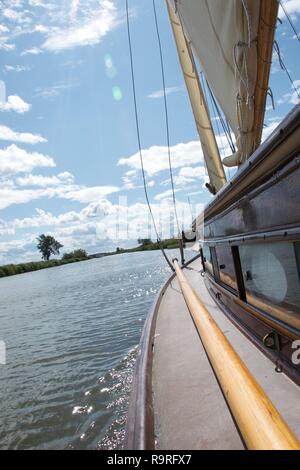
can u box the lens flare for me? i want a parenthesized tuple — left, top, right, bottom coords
(104, 54, 113, 69)
(112, 86, 122, 101)
(70, 0, 79, 22)
(104, 53, 117, 78)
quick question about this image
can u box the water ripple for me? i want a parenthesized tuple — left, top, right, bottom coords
(0, 250, 191, 449)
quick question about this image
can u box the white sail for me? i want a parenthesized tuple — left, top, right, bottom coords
(168, 0, 277, 166)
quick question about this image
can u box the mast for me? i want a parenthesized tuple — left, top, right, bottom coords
(166, 1, 227, 195)
(253, 0, 279, 149)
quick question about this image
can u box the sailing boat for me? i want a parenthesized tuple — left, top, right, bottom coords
(125, 0, 300, 450)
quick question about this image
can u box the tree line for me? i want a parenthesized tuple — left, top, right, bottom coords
(0, 235, 89, 278)
(0, 234, 180, 278)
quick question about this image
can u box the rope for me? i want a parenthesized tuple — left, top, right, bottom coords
(206, 84, 230, 180)
(188, 196, 193, 223)
(125, 0, 174, 272)
(201, 70, 236, 169)
(273, 41, 300, 100)
(152, 0, 181, 238)
(279, 0, 300, 43)
(267, 87, 275, 110)
(199, 71, 233, 184)
(233, 40, 256, 106)
(206, 82, 236, 154)
(241, 0, 252, 48)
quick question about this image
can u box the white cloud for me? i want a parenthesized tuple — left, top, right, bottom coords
(21, 47, 42, 56)
(279, 0, 300, 20)
(0, 208, 78, 234)
(0, 234, 37, 256)
(277, 80, 300, 106)
(34, 80, 78, 99)
(262, 120, 283, 142)
(41, 1, 117, 52)
(0, 42, 16, 51)
(0, 188, 46, 210)
(154, 188, 181, 201)
(0, 144, 55, 175)
(1, 1, 120, 56)
(62, 186, 120, 203)
(0, 95, 31, 113)
(34, 24, 48, 34)
(0, 125, 47, 144)
(161, 166, 207, 188)
(118, 141, 205, 177)
(179, 166, 206, 179)
(0, 195, 205, 263)
(0, 182, 119, 210)
(0, 25, 9, 34)
(2, 8, 29, 23)
(4, 64, 32, 73)
(16, 172, 74, 187)
(0, 203, 108, 235)
(147, 86, 182, 99)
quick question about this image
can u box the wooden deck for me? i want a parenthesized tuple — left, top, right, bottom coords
(152, 257, 300, 450)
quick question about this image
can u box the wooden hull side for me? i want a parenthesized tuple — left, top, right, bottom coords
(205, 159, 300, 241)
(205, 277, 300, 386)
(199, 107, 300, 384)
(124, 272, 175, 450)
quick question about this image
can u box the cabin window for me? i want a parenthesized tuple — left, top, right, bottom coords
(239, 242, 300, 330)
(215, 245, 238, 291)
(202, 245, 214, 276)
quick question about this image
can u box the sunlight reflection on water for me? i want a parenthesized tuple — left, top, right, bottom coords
(0, 249, 190, 449)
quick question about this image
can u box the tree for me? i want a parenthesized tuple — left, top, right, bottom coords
(137, 238, 151, 246)
(62, 249, 88, 261)
(37, 234, 63, 261)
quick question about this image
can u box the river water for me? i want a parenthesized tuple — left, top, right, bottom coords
(0, 249, 186, 450)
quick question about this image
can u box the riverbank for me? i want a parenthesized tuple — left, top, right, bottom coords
(0, 256, 90, 278)
(0, 239, 181, 278)
(91, 238, 181, 258)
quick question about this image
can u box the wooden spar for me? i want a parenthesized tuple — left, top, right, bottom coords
(253, 0, 279, 149)
(173, 259, 300, 450)
(166, 1, 226, 194)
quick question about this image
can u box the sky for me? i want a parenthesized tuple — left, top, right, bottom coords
(0, 0, 299, 264)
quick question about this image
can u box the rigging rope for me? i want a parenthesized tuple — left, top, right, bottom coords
(199, 71, 235, 184)
(279, 0, 300, 43)
(200, 71, 236, 155)
(125, 0, 174, 272)
(206, 83, 230, 181)
(207, 82, 236, 154)
(187, 196, 193, 223)
(152, 0, 181, 238)
(273, 41, 300, 100)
